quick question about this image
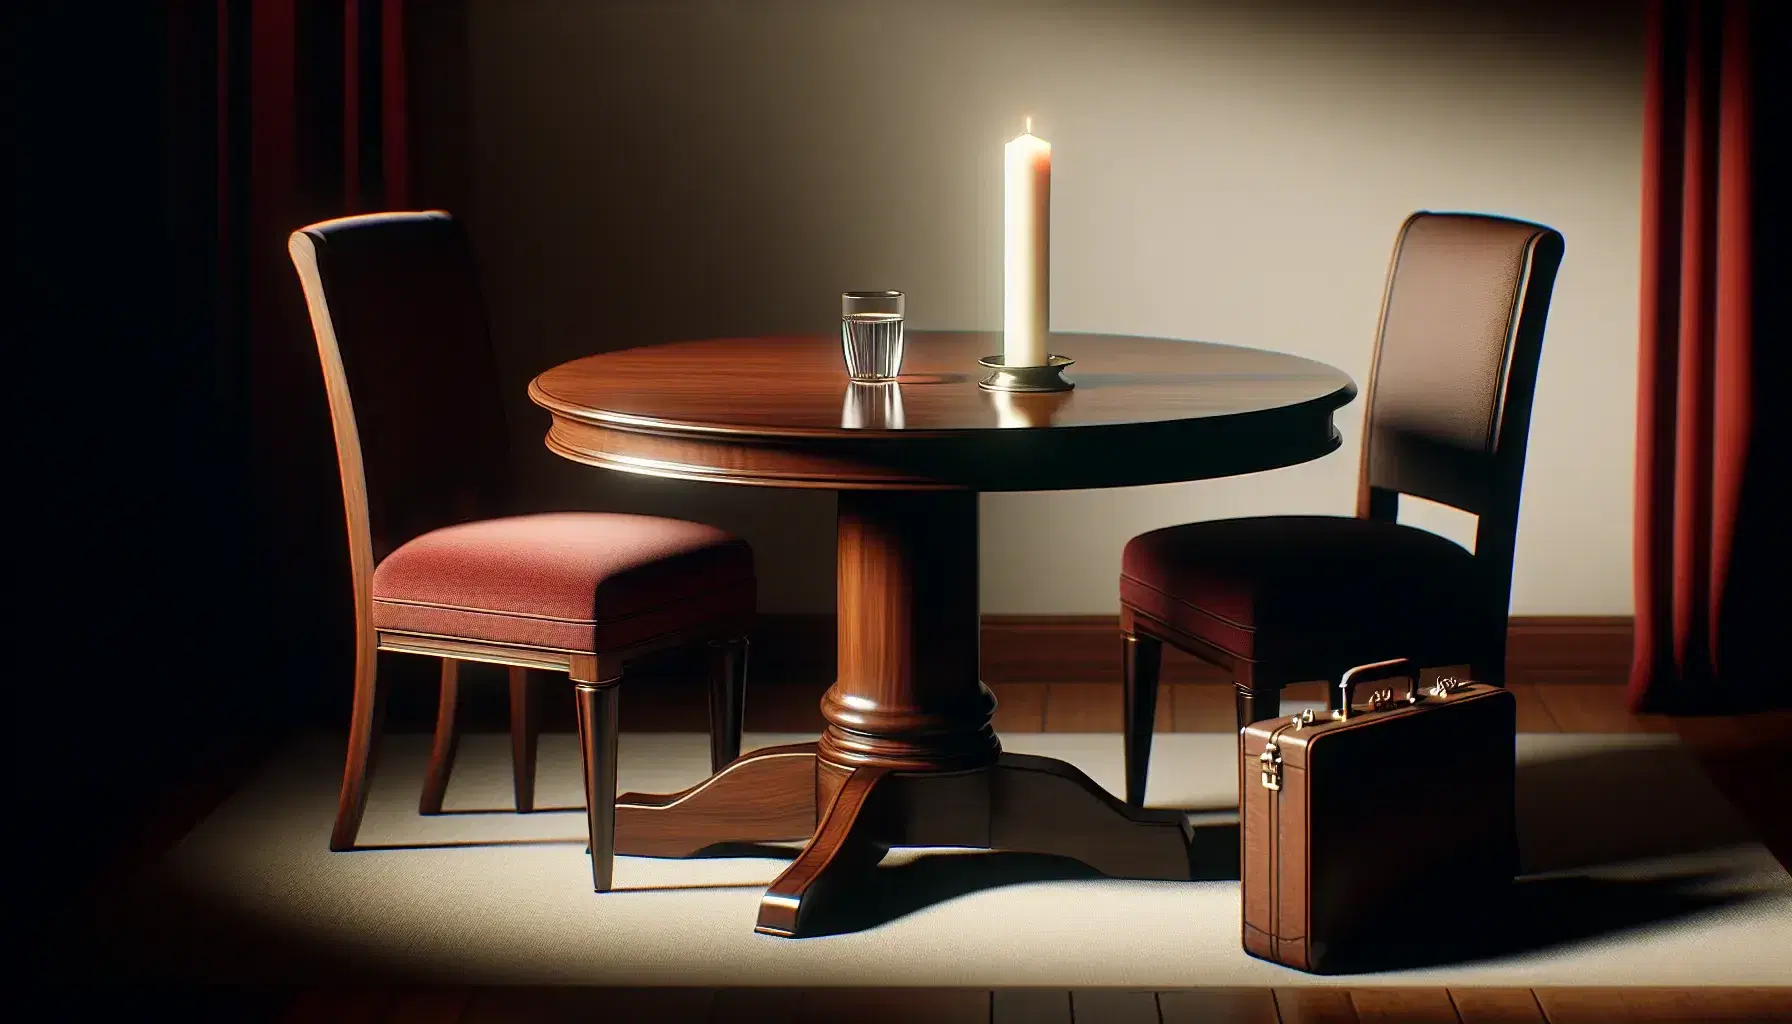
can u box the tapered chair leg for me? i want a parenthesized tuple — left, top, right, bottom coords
(708, 637, 749, 773)
(1472, 620, 1510, 690)
(574, 676, 623, 892)
(419, 659, 463, 815)
(331, 641, 389, 851)
(509, 666, 539, 813)
(1122, 632, 1163, 809)
(1235, 680, 1281, 732)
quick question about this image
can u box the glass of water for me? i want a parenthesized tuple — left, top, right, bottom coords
(841, 290, 905, 383)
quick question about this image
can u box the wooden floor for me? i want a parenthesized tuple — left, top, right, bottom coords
(100, 983, 1792, 1022)
(80, 680, 1792, 1024)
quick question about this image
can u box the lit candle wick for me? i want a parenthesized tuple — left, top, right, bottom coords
(1025, 116, 1032, 135)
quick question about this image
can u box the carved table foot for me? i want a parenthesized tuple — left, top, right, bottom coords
(613, 742, 820, 858)
(749, 752, 1194, 937)
(985, 752, 1194, 881)
(755, 766, 895, 937)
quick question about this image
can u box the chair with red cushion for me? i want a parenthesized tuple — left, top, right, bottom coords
(1118, 211, 1564, 808)
(289, 210, 756, 890)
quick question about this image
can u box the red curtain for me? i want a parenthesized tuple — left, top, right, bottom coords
(1630, 0, 1784, 714)
(208, 0, 415, 699)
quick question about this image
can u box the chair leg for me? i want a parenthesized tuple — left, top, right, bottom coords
(330, 641, 388, 851)
(1122, 632, 1163, 809)
(574, 675, 623, 892)
(419, 659, 463, 815)
(1472, 619, 1510, 689)
(707, 637, 749, 774)
(509, 666, 539, 813)
(1234, 680, 1282, 732)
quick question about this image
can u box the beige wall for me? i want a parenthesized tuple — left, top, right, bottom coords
(434, 0, 1644, 616)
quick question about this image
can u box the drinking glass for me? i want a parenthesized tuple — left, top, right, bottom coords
(841, 291, 905, 382)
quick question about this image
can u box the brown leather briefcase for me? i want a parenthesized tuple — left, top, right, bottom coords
(1239, 657, 1518, 974)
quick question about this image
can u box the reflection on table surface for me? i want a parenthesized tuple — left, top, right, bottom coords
(841, 381, 906, 429)
(991, 389, 1072, 429)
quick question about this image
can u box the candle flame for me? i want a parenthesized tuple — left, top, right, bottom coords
(1025, 116, 1032, 135)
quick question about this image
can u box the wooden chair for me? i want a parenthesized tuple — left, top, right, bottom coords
(1117, 211, 1565, 808)
(289, 210, 755, 889)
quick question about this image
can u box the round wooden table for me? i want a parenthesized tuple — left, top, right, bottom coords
(529, 330, 1356, 937)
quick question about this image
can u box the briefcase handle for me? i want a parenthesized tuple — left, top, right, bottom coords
(1335, 657, 1420, 721)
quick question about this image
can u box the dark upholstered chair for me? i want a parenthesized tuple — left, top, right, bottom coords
(289, 211, 755, 889)
(1118, 212, 1565, 808)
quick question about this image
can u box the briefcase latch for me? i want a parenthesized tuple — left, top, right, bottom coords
(1429, 674, 1466, 697)
(1259, 746, 1284, 791)
(1258, 710, 1313, 790)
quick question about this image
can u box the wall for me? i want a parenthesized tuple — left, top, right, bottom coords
(429, 0, 1644, 616)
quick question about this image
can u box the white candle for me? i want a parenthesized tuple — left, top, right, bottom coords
(1003, 117, 1051, 367)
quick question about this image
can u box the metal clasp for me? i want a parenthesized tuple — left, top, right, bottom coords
(1429, 674, 1466, 697)
(1258, 711, 1314, 790)
(1259, 746, 1283, 791)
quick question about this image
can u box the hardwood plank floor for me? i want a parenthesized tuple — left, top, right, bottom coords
(277, 988, 396, 1024)
(1507, 683, 1561, 733)
(88, 985, 1792, 1023)
(1043, 682, 1169, 732)
(989, 681, 1047, 732)
(1170, 681, 1237, 732)
(1069, 988, 1161, 1023)
(1275, 986, 1362, 1023)
(708, 987, 798, 1023)
(993, 988, 1073, 1024)
(1157, 987, 1281, 1023)
(383, 988, 473, 1024)
(1350, 987, 1461, 1023)
(1532, 988, 1792, 1023)
(1532, 684, 1676, 734)
(798, 988, 990, 1023)
(459, 985, 717, 1022)
(1446, 988, 1546, 1024)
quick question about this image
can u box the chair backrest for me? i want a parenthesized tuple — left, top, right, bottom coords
(1355, 212, 1564, 636)
(288, 211, 511, 580)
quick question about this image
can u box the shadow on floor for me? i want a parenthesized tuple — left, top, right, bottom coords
(1311, 870, 1770, 975)
(55, 734, 1782, 979)
(792, 817, 1241, 939)
(795, 851, 1108, 939)
(1515, 741, 1757, 873)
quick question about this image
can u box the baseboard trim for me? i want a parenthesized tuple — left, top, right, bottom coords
(751, 612, 1635, 686)
(382, 612, 1635, 733)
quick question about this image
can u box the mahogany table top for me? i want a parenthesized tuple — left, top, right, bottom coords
(529, 331, 1356, 491)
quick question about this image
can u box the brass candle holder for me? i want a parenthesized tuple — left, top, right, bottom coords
(977, 354, 1075, 393)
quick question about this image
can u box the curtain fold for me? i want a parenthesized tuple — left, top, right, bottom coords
(210, 0, 415, 700)
(1629, 0, 1782, 713)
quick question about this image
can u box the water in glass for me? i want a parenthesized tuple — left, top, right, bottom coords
(842, 312, 904, 382)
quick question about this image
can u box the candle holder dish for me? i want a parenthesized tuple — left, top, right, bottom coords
(977, 353, 1075, 393)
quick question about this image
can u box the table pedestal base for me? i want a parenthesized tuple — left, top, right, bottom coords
(595, 489, 1190, 936)
(611, 743, 1194, 937)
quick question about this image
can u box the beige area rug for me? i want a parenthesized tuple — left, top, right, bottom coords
(66, 728, 1792, 987)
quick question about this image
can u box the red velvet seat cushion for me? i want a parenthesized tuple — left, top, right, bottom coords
(371, 512, 754, 652)
(1120, 516, 1478, 665)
